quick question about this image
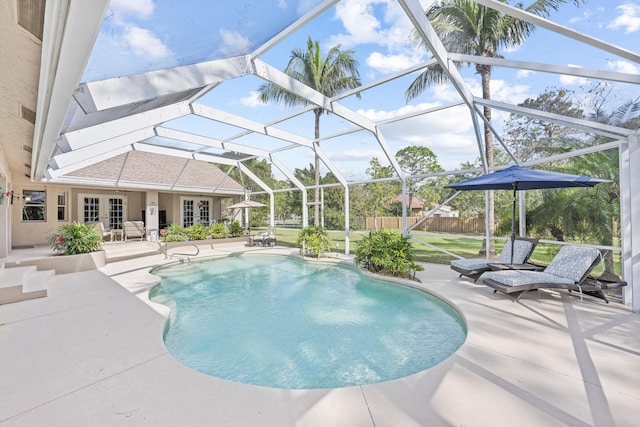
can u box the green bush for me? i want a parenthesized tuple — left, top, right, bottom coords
(161, 223, 186, 242)
(297, 225, 331, 257)
(229, 220, 244, 237)
(354, 229, 424, 279)
(185, 223, 208, 240)
(47, 222, 103, 255)
(208, 222, 227, 238)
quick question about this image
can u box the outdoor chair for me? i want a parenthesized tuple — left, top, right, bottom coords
(123, 221, 145, 241)
(251, 232, 277, 246)
(87, 222, 111, 240)
(482, 245, 605, 302)
(450, 237, 539, 282)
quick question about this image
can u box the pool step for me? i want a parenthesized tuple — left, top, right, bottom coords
(0, 265, 52, 305)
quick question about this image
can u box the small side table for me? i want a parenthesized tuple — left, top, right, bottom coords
(487, 263, 542, 272)
(110, 229, 123, 242)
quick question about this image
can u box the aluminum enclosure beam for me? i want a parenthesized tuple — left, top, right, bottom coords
(33, 0, 110, 180)
(448, 53, 640, 85)
(238, 163, 275, 231)
(397, 0, 487, 173)
(192, 103, 314, 148)
(75, 56, 253, 113)
(270, 156, 309, 228)
(473, 0, 640, 65)
(620, 132, 640, 312)
(475, 98, 633, 139)
(51, 128, 155, 169)
(61, 102, 191, 150)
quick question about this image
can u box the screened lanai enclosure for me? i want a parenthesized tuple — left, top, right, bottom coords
(8, 0, 640, 311)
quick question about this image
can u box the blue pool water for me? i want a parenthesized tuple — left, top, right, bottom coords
(150, 255, 466, 389)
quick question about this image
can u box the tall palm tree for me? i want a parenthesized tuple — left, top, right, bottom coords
(257, 36, 361, 225)
(406, 0, 581, 253)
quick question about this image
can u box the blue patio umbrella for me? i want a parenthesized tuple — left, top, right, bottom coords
(447, 165, 611, 263)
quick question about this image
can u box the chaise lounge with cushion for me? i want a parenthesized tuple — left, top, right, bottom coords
(450, 237, 539, 282)
(482, 245, 606, 302)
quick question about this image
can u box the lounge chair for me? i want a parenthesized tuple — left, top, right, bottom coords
(124, 221, 145, 241)
(450, 237, 538, 282)
(482, 245, 603, 302)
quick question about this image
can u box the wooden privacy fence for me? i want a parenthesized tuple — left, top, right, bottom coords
(365, 216, 497, 234)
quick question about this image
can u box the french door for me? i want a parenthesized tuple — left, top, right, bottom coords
(181, 197, 212, 227)
(78, 194, 127, 229)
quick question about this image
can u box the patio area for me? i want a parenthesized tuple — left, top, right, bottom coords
(0, 241, 639, 426)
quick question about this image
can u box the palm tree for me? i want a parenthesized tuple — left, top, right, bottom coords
(406, 0, 581, 253)
(257, 36, 361, 226)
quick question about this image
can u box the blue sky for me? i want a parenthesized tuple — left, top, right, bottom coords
(84, 0, 640, 180)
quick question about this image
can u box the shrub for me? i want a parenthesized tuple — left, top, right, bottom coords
(297, 225, 331, 257)
(47, 222, 103, 255)
(354, 229, 424, 279)
(162, 223, 186, 242)
(185, 223, 208, 240)
(208, 222, 227, 238)
(229, 220, 244, 237)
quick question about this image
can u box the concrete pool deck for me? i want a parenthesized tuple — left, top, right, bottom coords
(1, 241, 639, 426)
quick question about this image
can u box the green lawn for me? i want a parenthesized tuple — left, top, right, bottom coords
(267, 228, 621, 277)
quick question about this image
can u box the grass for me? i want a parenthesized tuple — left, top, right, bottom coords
(266, 227, 622, 277)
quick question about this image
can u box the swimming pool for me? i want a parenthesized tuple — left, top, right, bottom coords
(150, 255, 466, 389)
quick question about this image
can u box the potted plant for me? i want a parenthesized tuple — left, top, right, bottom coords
(47, 222, 103, 255)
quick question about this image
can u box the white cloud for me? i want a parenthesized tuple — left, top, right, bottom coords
(429, 78, 532, 105)
(517, 69, 533, 79)
(559, 64, 589, 86)
(238, 91, 263, 108)
(608, 3, 640, 33)
(607, 59, 640, 74)
(109, 0, 155, 20)
(366, 51, 421, 74)
(122, 26, 171, 59)
(569, 10, 593, 24)
(355, 103, 478, 169)
(328, 148, 384, 162)
(327, 0, 417, 51)
(219, 29, 252, 56)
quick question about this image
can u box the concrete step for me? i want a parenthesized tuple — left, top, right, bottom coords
(0, 265, 51, 305)
(23, 269, 55, 293)
(0, 266, 38, 287)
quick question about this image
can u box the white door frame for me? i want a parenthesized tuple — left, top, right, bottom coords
(180, 196, 213, 227)
(78, 193, 127, 229)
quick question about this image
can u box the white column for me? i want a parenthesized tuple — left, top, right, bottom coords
(620, 132, 639, 312)
(145, 191, 159, 242)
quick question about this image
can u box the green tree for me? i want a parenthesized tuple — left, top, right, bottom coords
(257, 36, 361, 226)
(503, 87, 585, 161)
(224, 156, 276, 226)
(394, 146, 443, 216)
(406, 0, 582, 252)
(365, 158, 398, 230)
(527, 99, 640, 279)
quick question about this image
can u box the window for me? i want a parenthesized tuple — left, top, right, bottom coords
(22, 190, 46, 221)
(183, 199, 195, 227)
(57, 192, 67, 221)
(17, 0, 45, 40)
